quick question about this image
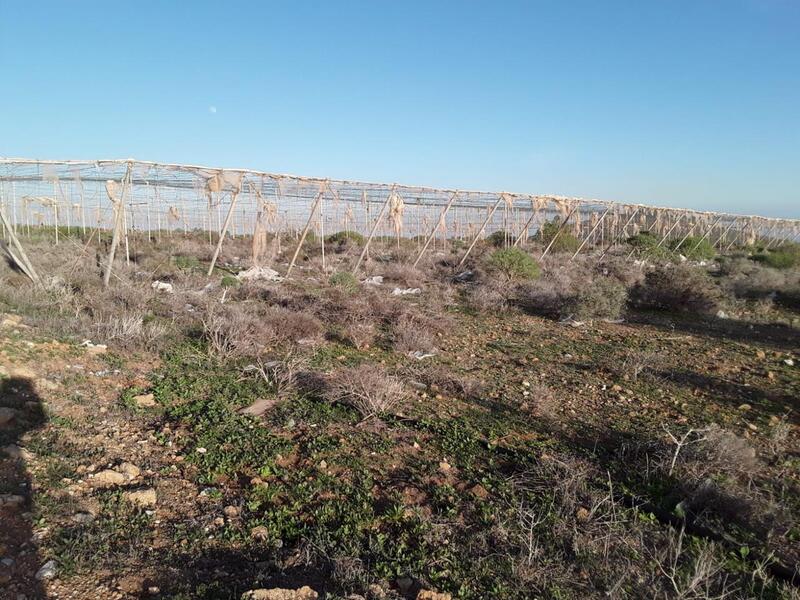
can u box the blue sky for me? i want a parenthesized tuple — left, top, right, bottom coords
(1, 1, 798, 217)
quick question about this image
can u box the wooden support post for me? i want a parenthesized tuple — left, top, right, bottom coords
(712, 219, 738, 249)
(206, 189, 242, 276)
(689, 215, 723, 253)
(457, 194, 505, 268)
(673, 219, 700, 254)
(599, 207, 640, 259)
(287, 184, 326, 278)
(413, 191, 458, 267)
(513, 201, 541, 248)
(0, 206, 40, 285)
(103, 191, 124, 288)
(351, 186, 395, 275)
(541, 203, 579, 260)
(571, 205, 612, 260)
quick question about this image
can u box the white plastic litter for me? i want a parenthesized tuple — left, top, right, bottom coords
(392, 287, 421, 296)
(363, 275, 384, 286)
(236, 266, 284, 282)
(151, 280, 174, 293)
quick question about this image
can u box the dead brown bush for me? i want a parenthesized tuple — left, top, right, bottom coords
(325, 364, 406, 419)
(631, 264, 724, 313)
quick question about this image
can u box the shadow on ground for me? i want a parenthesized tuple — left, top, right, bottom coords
(1, 377, 47, 599)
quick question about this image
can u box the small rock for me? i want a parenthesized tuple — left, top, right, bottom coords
(756, 350, 766, 360)
(223, 505, 239, 518)
(0, 494, 26, 508)
(124, 488, 157, 508)
(250, 525, 269, 540)
(91, 469, 126, 487)
(1, 558, 14, 567)
(118, 463, 141, 479)
(715, 310, 729, 320)
(72, 512, 96, 524)
(417, 592, 452, 600)
(35, 560, 57, 581)
(80, 340, 108, 355)
(396, 578, 414, 595)
(0, 408, 17, 427)
(132, 393, 156, 408)
(738, 404, 752, 411)
(469, 484, 489, 499)
(438, 461, 452, 473)
(151, 280, 174, 293)
(2, 444, 32, 461)
(242, 586, 318, 600)
(784, 359, 795, 366)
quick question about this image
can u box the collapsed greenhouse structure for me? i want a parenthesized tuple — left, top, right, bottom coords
(0, 158, 798, 282)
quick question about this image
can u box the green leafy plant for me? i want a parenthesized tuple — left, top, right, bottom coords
(487, 248, 541, 280)
(670, 236, 716, 261)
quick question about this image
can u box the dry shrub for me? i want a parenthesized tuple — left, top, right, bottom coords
(380, 262, 426, 288)
(93, 312, 168, 349)
(242, 352, 309, 399)
(467, 278, 512, 312)
(403, 362, 485, 400)
(325, 364, 406, 419)
(202, 302, 322, 358)
(631, 264, 723, 313)
(614, 347, 662, 382)
(562, 276, 628, 320)
(391, 312, 440, 353)
(596, 256, 646, 288)
(525, 383, 560, 418)
(516, 262, 628, 321)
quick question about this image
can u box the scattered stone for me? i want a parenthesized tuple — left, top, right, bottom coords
(237, 266, 284, 282)
(91, 469, 126, 487)
(80, 340, 108, 355)
(118, 463, 141, 479)
(241, 586, 318, 600)
(417, 592, 452, 600)
(35, 560, 57, 581)
(72, 512, 96, 524)
(396, 578, 414, 595)
(124, 489, 157, 508)
(1, 558, 13, 567)
(756, 350, 766, 360)
(0, 408, 17, 427)
(715, 310, 729, 320)
(785, 359, 795, 366)
(410, 351, 436, 360)
(363, 275, 383, 286)
(391, 287, 421, 296)
(239, 397, 279, 417)
(738, 403, 752, 411)
(250, 525, 269, 540)
(151, 280, 174, 293)
(223, 505, 239, 518)
(0, 314, 24, 328)
(132, 393, 156, 408)
(438, 461, 452, 473)
(469, 484, 489, 499)
(0, 494, 25, 508)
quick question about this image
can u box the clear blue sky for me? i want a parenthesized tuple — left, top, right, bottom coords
(1, 1, 798, 217)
